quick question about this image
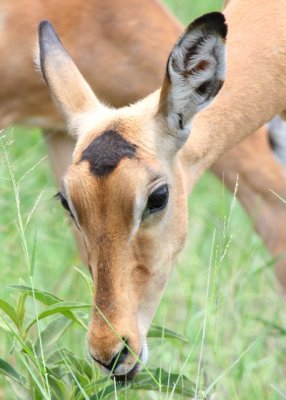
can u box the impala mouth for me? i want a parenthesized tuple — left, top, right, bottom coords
(91, 340, 148, 381)
(114, 341, 148, 381)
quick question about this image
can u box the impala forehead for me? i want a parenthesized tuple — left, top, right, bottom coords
(64, 157, 166, 232)
(64, 122, 164, 230)
(73, 112, 157, 166)
(79, 129, 137, 177)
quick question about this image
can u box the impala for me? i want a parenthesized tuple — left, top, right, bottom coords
(38, 12, 227, 378)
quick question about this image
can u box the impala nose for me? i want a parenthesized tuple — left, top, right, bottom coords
(92, 341, 129, 372)
(90, 339, 131, 374)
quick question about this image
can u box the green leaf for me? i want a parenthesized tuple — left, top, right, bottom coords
(34, 384, 44, 400)
(71, 370, 90, 393)
(0, 358, 26, 385)
(80, 377, 111, 397)
(48, 375, 71, 400)
(17, 292, 28, 327)
(90, 384, 117, 399)
(49, 348, 93, 380)
(130, 368, 199, 398)
(9, 284, 62, 306)
(9, 380, 30, 400)
(89, 368, 201, 399)
(0, 299, 19, 328)
(148, 325, 189, 343)
(34, 316, 72, 357)
(0, 319, 11, 332)
(9, 285, 89, 331)
(26, 301, 90, 332)
(47, 365, 67, 380)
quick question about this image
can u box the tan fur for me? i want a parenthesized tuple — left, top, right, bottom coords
(2, 0, 286, 378)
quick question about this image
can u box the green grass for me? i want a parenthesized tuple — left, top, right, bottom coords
(1, 1, 286, 399)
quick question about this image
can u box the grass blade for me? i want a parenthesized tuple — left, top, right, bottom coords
(0, 358, 26, 386)
(270, 384, 286, 399)
(148, 325, 188, 343)
(205, 339, 258, 396)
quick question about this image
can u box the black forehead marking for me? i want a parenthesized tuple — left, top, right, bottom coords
(80, 129, 137, 177)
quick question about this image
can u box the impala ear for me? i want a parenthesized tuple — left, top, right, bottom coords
(156, 12, 227, 150)
(37, 21, 100, 129)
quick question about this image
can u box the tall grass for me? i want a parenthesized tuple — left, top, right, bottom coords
(1, 1, 286, 399)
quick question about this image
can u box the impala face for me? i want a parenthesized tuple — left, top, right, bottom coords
(38, 13, 227, 379)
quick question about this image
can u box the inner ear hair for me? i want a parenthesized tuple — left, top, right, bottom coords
(158, 12, 227, 136)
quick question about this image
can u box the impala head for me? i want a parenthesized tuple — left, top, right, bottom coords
(38, 13, 227, 379)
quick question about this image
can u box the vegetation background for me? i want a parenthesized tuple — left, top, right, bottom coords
(0, 0, 285, 399)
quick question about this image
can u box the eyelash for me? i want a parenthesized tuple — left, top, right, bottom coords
(55, 192, 74, 219)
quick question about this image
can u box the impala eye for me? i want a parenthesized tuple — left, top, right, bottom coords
(146, 184, 169, 214)
(55, 192, 74, 219)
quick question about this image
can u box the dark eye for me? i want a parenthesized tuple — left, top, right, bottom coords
(146, 184, 169, 214)
(55, 192, 74, 219)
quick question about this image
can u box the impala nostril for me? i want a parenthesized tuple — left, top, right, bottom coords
(108, 339, 129, 371)
(90, 338, 130, 372)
